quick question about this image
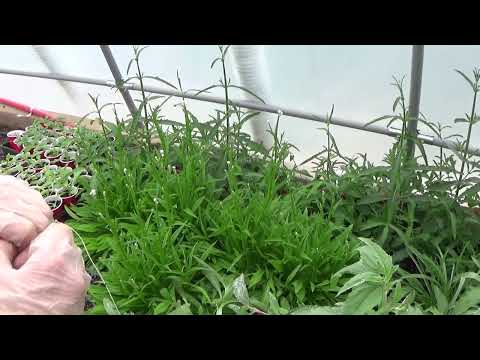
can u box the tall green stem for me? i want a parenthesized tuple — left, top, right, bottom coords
(221, 56, 230, 151)
(455, 90, 478, 200)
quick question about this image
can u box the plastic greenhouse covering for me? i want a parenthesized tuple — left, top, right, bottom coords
(1, 45, 480, 164)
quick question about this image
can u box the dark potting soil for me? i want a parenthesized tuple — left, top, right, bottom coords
(399, 257, 418, 273)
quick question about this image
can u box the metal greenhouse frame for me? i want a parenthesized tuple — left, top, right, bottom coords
(0, 45, 478, 157)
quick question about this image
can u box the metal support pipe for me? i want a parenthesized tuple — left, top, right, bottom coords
(406, 45, 424, 158)
(0, 66, 479, 157)
(99, 45, 139, 124)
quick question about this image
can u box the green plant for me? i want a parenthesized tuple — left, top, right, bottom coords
(399, 246, 480, 314)
(326, 238, 413, 315)
(53, 47, 480, 315)
(453, 68, 480, 200)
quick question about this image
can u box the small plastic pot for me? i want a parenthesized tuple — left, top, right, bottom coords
(9, 138, 23, 153)
(23, 168, 37, 177)
(7, 130, 24, 145)
(28, 173, 46, 186)
(33, 159, 50, 173)
(40, 164, 59, 174)
(61, 186, 79, 207)
(59, 152, 77, 169)
(44, 194, 64, 219)
(43, 148, 62, 162)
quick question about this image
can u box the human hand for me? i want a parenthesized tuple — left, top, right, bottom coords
(0, 175, 53, 253)
(0, 222, 91, 315)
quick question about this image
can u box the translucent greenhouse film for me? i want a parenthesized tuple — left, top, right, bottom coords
(2, 45, 480, 164)
(1, 45, 480, 315)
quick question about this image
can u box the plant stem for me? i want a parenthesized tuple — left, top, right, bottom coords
(221, 55, 230, 151)
(455, 90, 478, 200)
(137, 69, 150, 140)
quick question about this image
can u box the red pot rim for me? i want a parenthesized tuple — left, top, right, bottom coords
(7, 130, 25, 138)
(44, 195, 63, 212)
(61, 186, 79, 199)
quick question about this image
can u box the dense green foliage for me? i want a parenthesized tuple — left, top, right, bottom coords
(62, 46, 480, 315)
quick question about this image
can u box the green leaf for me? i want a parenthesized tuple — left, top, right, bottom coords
(73, 223, 101, 233)
(136, 45, 149, 59)
(359, 220, 386, 232)
(227, 85, 266, 103)
(334, 260, 369, 278)
(454, 118, 469, 124)
(453, 287, 480, 314)
(192, 196, 205, 212)
(364, 115, 394, 128)
(195, 84, 222, 96)
(210, 57, 221, 69)
(357, 238, 393, 272)
(401, 306, 425, 315)
(232, 274, 250, 306)
(126, 58, 135, 75)
(103, 298, 120, 315)
(459, 272, 480, 283)
(285, 264, 303, 285)
(141, 76, 178, 90)
(154, 302, 171, 315)
(183, 208, 198, 219)
(250, 270, 264, 288)
(337, 272, 383, 296)
(448, 210, 457, 241)
(433, 286, 449, 314)
(168, 303, 192, 315)
(343, 284, 383, 315)
(291, 305, 344, 315)
(357, 194, 391, 205)
(393, 96, 402, 112)
(455, 69, 476, 91)
(194, 257, 223, 297)
(222, 45, 232, 57)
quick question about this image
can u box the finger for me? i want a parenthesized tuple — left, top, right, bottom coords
(0, 240, 16, 269)
(0, 175, 52, 216)
(0, 181, 52, 220)
(0, 209, 38, 250)
(21, 222, 74, 267)
(0, 197, 51, 233)
(13, 245, 30, 269)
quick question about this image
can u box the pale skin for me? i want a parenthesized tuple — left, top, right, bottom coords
(0, 175, 90, 315)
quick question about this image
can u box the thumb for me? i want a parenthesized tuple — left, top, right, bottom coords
(0, 239, 16, 269)
(21, 222, 75, 267)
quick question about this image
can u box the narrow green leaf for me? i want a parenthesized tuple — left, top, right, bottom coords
(141, 76, 178, 90)
(103, 298, 120, 315)
(210, 57, 221, 69)
(433, 286, 449, 314)
(286, 264, 303, 285)
(364, 115, 394, 128)
(393, 96, 402, 112)
(455, 69, 476, 91)
(337, 272, 382, 296)
(227, 84, 266, 103)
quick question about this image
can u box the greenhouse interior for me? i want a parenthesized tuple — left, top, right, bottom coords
(1, 45, 480, 315)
